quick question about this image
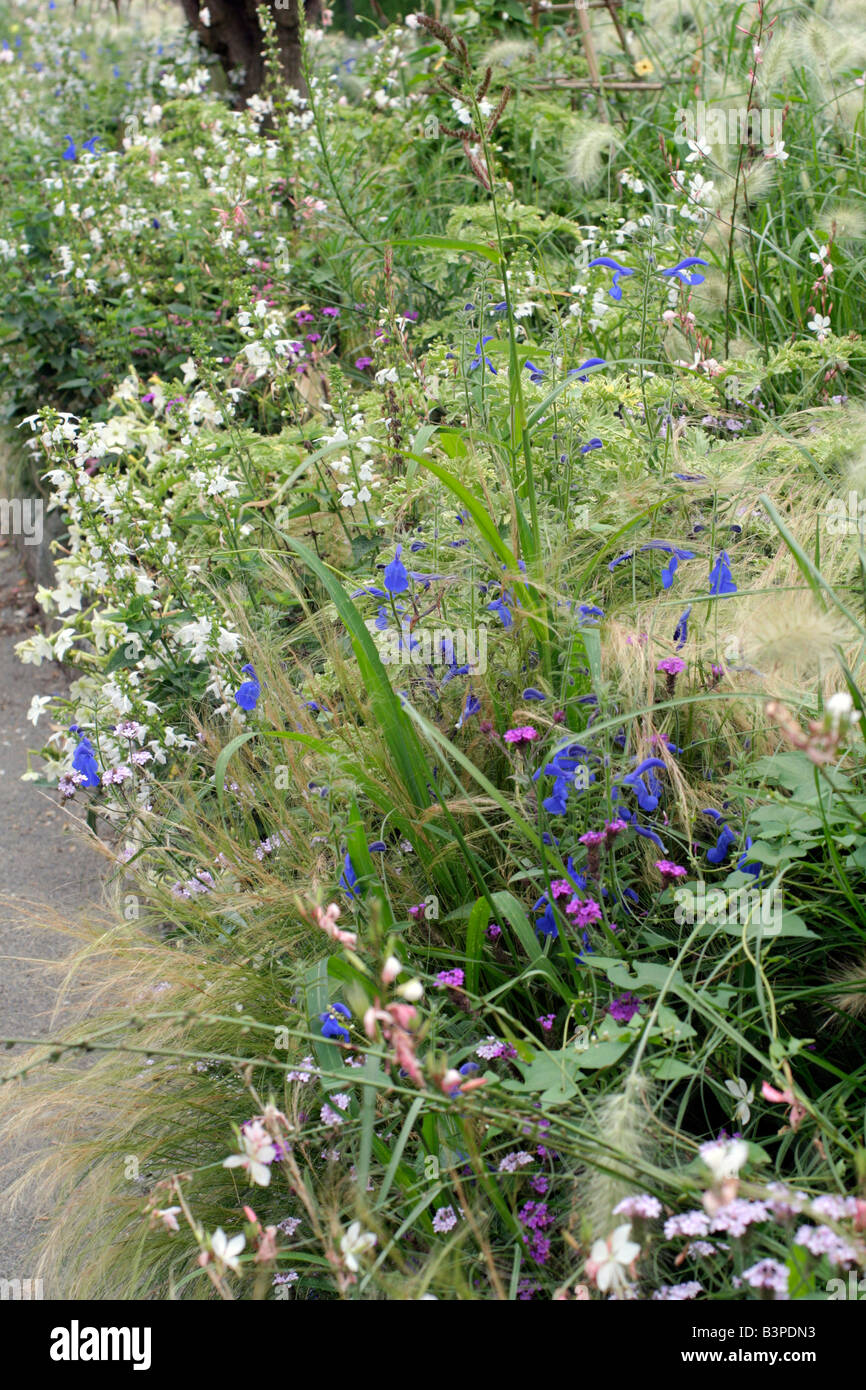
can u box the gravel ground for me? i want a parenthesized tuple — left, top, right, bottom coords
(0, 538, 93, 1293)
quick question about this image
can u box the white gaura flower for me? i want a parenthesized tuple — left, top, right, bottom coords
(211, 1227, 245, 1273)
(699, 1138, 749, 1182)
(374, 366, 399, 384)
(340, 1220, 377, 1272)
(223, 1119, 278, 1186)
(808, 313, 831, 341)
(763, 138, 788, 162)
(180, 357, 198, 385)
(587, 1224, 640, 1294)
(826, 691, 854, 728)
(155, 1206, 181, 1233)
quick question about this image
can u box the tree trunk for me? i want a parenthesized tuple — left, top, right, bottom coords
(177, 0, 311, 101)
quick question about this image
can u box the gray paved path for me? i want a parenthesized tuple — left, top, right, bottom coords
(0, 537, 93, 1290)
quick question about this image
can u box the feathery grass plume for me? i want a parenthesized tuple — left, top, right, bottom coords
(826, 954, 866, 1026)
(738, 158, 779, 205)
(833, 89, 866, 134)
(480, 38, 534, 71)
(738, 592, 852, 677)
(573, 1075, 659, 1241)
(563, 120, 620, 190)
(642, 0, 704, 44)
(820, 201, 866, 243)
(754, 32, 797, 101)
(792, 18, 835, 74)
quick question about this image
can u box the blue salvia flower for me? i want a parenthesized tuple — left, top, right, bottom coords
(339, 853, 360, 899)
(234, 663, 260, 711)
(624, 814, 668, 853)
(567, 357, 607, 380)
(456, 691, 481, 730)
(580, 438, 603, 453)
(708, 551, 737, 597)
(659, 257, 708, 286)
(578, 604, 604, 625)
(707, 823, 737, 865)
(72, 733, 100, 787)
(535, 902, 559, 939)
(737, 836, 761, 879)
(368, 841, 387, 853)
(673, 605, 691, 650)
(350, 585, 387, 598)
(588, 257, 634, 301)
(609, 542, 696, 575)
(524, 360, 546, 382)
(660, 554, 681, 588)
(486, 593, 513, 628)
(469, 337, 497, 374)
(62, 135, 77, 161)
(522, 687, 547, 701)
(383, 545, 409, 594)
(319, 1002, 351, 1042)
(542, 776, 570, 816)
(621, 757, 667, 813)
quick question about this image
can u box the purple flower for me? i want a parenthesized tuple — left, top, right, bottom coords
(436, 968, 465, 988)
(580, 437, 603, 453)
(657, 657, 686, 677)
(613, 1194, 662, 1220)
(354, 355, 373, 370)
(608, 992, 641, 1023)
(653, 1281, 704, 1301)
(740, 1260, 789, 1297)
(794, 1224, 858, 1266)
(432, 1206, 459, 1233)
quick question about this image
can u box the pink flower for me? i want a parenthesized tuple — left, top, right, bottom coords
(312, 901, 357, 948)
(504, 725, 538, 747)
(655, 859, 687, 884)
(761, 1080, 807, 1132)
(657, 657, 686, 676)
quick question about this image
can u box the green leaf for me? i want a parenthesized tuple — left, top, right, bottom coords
(214, 730, 256, 819)
(390, 235, 502, 265)
(465, 897, 489, 995)
(279, 536, 431, 808)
